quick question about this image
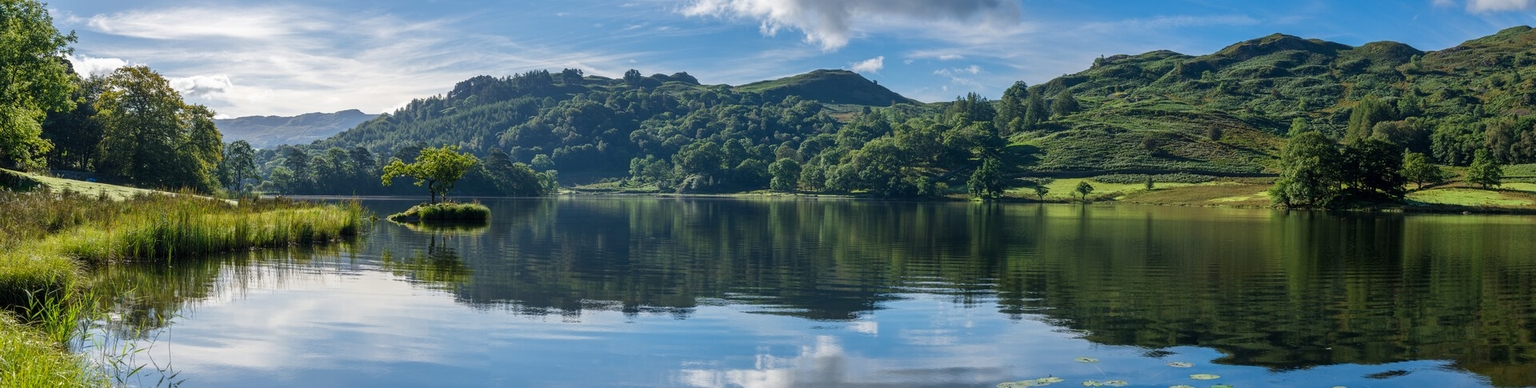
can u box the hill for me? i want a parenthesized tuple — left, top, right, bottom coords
(735, 69, 917, 106)
(216, 109, 377, 148)
(257, 26, 1536, 198)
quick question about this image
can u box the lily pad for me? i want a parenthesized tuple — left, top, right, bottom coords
(1166, 361, 1195, 368)
(1103, 380, 1128, 387)
(1170, 385, 1195, 388)
(1190, 374, 1221, 380)
(1212, 385, 1234, 388)
(1075, 357, 1100, 363)
(1082, 381, 1102, 387)
(999, 376, 1066, 387)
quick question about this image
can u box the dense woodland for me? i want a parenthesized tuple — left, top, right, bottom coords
(12, 19, 1536, 206)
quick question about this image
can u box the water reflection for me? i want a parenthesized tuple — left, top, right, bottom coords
(87, 198, 1536, 386)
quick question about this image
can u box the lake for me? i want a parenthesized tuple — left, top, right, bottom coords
(84, 197, 1536, 387)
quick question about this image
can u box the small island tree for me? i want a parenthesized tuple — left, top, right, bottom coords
(382, 145, 479, 204)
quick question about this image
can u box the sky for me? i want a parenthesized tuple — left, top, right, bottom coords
(45, 0, 1536, 118)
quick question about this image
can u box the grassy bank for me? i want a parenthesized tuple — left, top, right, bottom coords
(387, 202, 490, 223)
(0, 180, 364, 385)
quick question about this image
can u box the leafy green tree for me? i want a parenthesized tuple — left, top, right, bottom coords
(96, 66, 222, 191)
(996, 81, 1028, 135)
(1467, 149, 1503, 189)
(968, 157, 1003, 199)
(220, 140, 257, 193)
(1346, 95, 1394, 143)
(768, 158, 801, 191)
(1023, 89, 1048, 128)
(1074, 181, 1095, 201)
(1, 0, 76, 169)
(1270, 131, 1342, 208)
(1051, 90, 1081, 118)
(1401, 151, 1445, 190)
(42, 74, 105, 170)
(1341, 139, 1406, 199)
(1032, 184, 1049, 201)
(382, 145, 480, 203)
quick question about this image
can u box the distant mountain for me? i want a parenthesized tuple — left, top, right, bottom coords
(736, 69, 917, 106)
(216, 109, 377, 148)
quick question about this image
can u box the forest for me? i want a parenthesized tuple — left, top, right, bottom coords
(12, 21, 1536, 206)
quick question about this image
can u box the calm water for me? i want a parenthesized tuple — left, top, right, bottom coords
(85, 197, 1536, 387)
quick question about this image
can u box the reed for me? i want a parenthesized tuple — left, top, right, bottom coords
(0, 189, 364, 385)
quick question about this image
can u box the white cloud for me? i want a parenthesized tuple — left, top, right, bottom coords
(170, 75, 237, 99)
(86, 7, 327, 40)
(1467, 0, 1534, 11)
(680, 0, 1023, 51)
(64, 54, 129, 77)
(849, 56, 884, 73)
(937, 54, 965, 61)
(75, 5, 638, 117)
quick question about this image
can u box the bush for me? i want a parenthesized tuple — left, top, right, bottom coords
(388, 202, 491, 223)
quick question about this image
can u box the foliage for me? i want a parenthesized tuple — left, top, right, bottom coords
(0, 0, 75, 170)
(968, 157, 1004, 199)
(219, 140, 257, 193)
(383, 145, 480, 203)
(1341, 139, 1407, 199)
(1270, 131, 1342, 208)
(768, 158, 801, 191)
(1401, 151, 1446, 189)
(1032, 183, 1050, 200)
(388, 202, 491, 223)
(1075, 180, 1095, 200)
(1467, 149, 1504, 189)
(95, 66, 223, 192)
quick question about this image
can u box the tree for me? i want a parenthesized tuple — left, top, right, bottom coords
(1346, 95, 1394, 143)
(95, 66, 222, 191)
(1051, 90, 1081, 118)
(768, 158, 801, 191)
(220, 140, 257, 193)
(1340, 139, 1406, 199)
(1401, 151, 1445, 190)
(1023, 89, 1048, 128)
(968, 157, 1004, 199)
(42, 74, 105, 170)
(382, 145, 480, 204)
(1, 0, 76, 169)
(996, 81, 1028, 134)
(1032, 184, 1050, 201)
(1270, 131, 1342, 208)
(1074, 181, 1095, 201)
(1467, 149, 1503, 189)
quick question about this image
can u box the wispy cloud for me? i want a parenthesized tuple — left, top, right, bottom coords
(1466, 0, 1534, 11)
(679, 0, 1024, 51)
(73, 5, 638, 117)
(849, 56, 884, 73)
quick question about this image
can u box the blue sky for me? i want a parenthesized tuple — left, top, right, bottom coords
(46, 0, 1536, 118)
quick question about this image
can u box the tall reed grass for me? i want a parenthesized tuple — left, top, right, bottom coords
(0, 189, 364, 385)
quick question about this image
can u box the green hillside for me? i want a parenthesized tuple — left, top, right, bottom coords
(257, 26, 1536, 199)
(735, 69, 917, 106)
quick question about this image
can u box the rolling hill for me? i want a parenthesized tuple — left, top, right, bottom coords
(261, 26, 1536, 195)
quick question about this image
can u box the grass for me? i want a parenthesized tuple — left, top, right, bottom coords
(387, 202, 491, 223)
(3, 168, 164, 201)
(1406, 187, 1536, 208)
(0, 182, 364, 385)
(0, 314, 102, 387)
